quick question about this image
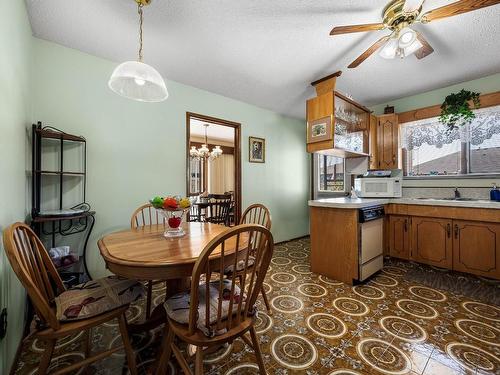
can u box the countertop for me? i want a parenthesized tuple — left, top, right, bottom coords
(308, 197, 500, 210)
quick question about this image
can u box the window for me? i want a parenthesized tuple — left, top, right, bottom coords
(316, 154, 345, 192)
(400, 105, 500, 176)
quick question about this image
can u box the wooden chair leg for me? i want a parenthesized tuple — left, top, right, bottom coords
(260, 286, 272, 314)
(155, 325, 174, 375)
(38, 338, 56, 375)
(195, 346, 204, 375)
(146, 281, 153, 319)
(249, 326, 266, 374)
(118, 313, 137, 375)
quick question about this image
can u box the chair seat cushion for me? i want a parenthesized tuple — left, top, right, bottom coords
(164, 280, 253, 337)
(223, 256, 255, 274)
(55, 276, 145, 321)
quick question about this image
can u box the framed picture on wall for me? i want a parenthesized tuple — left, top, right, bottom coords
(249, 136, 265, 163)
(307, 116, 332, 143)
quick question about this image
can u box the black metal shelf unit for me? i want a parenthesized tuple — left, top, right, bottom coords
(31, 122, 94, 286)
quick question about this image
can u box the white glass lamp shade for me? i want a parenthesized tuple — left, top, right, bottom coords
(212, 145, 223, 157)
(398, 27, 417, 48)
(108, 61, 168, 102)
(199, 144, 209, 157)
(379, 38, 399, 59)
(190, 146, 199, 157)
(403, 39, 423, 57)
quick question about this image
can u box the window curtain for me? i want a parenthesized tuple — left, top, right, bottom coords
(208, 154, 234, 194)
(401, 104, 500, 151)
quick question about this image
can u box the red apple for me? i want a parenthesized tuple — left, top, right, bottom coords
(168, 216, 182, 228)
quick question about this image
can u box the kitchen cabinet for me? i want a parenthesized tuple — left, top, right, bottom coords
(369, 114, 378, 170)
(389, 215, 409, 260)
(453, 220, 500, 279)
(377, 113, 399, 169)
(306, 73, 370, 156)
(411, 217, 453, 268)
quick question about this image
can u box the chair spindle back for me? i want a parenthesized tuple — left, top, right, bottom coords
(188, 224, 273, 336)
(131, 203, 165, 228)
(240, 204, 271, 229)
(2, 223, 66, 329)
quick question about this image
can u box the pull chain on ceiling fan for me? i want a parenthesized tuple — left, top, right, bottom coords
(329, 0, 500, 68)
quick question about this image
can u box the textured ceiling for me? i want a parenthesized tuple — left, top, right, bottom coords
(25, 0, 500, 119)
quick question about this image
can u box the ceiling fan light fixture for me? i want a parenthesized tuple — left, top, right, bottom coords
(403, 0, 424, 13)
(398, 27, 417, 48)
(379, 38, 399, 59)
(403, 38, 423, 56)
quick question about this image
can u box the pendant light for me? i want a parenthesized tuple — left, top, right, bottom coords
(108, 0, 168, 102)
(190, 124, 223, 161)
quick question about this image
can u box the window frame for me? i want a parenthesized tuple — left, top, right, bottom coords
(312, 153, 347, 199)
(400, 107, 500, 180)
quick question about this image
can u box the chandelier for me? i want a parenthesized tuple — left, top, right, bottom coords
(108, 0, 168, 102)
(190, 124, 223, 160)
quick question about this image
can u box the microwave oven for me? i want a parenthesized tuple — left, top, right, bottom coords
(354, 169, 403, 198)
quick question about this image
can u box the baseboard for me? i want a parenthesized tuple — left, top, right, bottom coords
(275, 234, 309, 245)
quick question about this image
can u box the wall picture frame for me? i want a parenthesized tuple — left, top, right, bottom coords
(307, 116, 332, 143)
(249, 136, 265, 163)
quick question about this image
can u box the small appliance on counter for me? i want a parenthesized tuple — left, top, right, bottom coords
(354, 169, 402, 198)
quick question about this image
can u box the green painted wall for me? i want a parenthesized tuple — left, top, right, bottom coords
(371, 73, 500, 115)
(0, 1, 32, 372)
(31, 38, 310, 280)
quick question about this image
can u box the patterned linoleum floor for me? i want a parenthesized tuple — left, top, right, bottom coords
(12, 237, 500, 374)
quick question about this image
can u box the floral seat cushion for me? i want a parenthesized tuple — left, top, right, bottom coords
(223, 256, 255, 274)
(55, 276, 145, 321)
(164, 279, 254, 337)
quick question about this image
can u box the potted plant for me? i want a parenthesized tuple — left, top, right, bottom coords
(439, 89, 480, 131)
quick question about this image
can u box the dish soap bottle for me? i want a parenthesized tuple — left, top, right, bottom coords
(491, 183, 500, 201)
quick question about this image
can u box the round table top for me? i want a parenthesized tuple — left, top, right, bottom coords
(98, 222, 238, 280)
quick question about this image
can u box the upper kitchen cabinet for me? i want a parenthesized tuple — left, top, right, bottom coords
(377, 113, 399, 170)
(306, 72, 370, 157)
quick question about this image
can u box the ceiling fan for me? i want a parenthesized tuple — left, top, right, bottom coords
(330, 0, 500, 68)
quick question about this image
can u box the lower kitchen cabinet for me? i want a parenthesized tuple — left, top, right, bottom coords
(453, 220, 500, 279)
(411, 217, 453, 269)
(389, 215, 409, 260)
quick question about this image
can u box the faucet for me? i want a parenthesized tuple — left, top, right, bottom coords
(454, 187, 461, 199)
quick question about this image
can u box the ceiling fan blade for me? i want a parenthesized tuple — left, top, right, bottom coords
(414, 32, 434, 59)
(348, 35, 391, 68)
(403, 0, 426, 12)
(330, 23, 386, 35)
(421, 0, 500, 23)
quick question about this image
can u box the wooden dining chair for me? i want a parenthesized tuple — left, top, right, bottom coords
(206, 194, 232, 226)
(3, 222, 141, 375)
(225, 204, 273, 313)
(154, 224, 274, 375)
(131, 203, 166, 318)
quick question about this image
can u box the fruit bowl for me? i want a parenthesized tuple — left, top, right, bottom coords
(149, 195, 193, 238)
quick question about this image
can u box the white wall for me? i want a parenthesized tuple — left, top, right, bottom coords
(0, 1, 32, 372)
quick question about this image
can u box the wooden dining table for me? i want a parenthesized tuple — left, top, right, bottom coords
(98, 221, 245, 331)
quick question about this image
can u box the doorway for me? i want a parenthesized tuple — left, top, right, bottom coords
(186, 112, 241, 224)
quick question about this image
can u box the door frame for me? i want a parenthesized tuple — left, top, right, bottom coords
(186, 112, 242, 224)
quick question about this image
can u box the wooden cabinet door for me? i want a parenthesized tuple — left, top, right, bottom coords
(411, 217, 453, 268)
(453, 220, 500, 279)
(389, 215, 409, 260)
(377, 114, 398, 170)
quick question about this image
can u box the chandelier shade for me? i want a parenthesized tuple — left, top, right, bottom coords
(108, 61, 168, 102)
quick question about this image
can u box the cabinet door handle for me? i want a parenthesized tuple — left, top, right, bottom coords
(454, 224, 459, 239)
(447, 223, 451, 238)
(404, 219, 408, 232)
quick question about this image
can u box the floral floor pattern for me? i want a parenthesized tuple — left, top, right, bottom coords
(11, 237, 500, 374)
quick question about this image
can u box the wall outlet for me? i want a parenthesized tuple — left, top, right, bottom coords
(0, 308, 7, 339)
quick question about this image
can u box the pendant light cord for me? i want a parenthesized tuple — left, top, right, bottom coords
(138, 3, 144, 62)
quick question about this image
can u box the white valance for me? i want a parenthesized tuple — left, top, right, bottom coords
(401, 105, 500, 151)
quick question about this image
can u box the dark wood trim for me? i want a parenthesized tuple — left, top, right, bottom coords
(186, 112, 242, 224)
(310, 71, 342, 87)
(398, 90, 500, 124)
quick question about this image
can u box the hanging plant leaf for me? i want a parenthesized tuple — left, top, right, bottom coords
(439, 89, 480, 132)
